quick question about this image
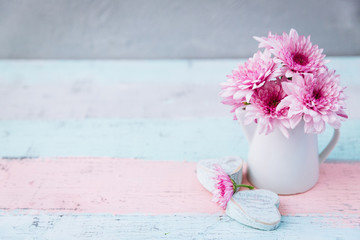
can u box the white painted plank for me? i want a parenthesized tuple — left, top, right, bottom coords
(0, 83, 227, 119)
(0, 82, 358, 119)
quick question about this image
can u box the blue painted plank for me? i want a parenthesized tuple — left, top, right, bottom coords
(0, 119, 358, 161)
(0, 212, 358, 240)
(0, 57, 358, 85)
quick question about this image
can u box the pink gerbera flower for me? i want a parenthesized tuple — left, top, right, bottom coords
(212, 164, 253, 209)
(254, 29, 327, 78)
(280, 70, 348, 133)
(244, 80, 291, 137)
(220, 50, 281, 117)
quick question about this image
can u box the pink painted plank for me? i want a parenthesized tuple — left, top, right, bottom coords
(0, 158, 219, 214)
(0, 158, 359, 216)
(241, 164, 360, 216)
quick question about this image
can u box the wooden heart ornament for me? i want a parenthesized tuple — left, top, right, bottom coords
(196, 157, 243, 192)
(226, 189, 281, 231)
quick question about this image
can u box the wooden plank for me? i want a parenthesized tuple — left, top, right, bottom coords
(0, 158, 359, 216)
(0, 83, 228, 119)
(0, 57, 358, 85)
(0, 213, 358, 240)
(0, 59, 240, 84)
(0, 119, 358, 161)
(0, 82, 358, 120)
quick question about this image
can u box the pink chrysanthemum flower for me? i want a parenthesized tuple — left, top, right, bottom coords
(220, 50, 281, 117)
(279, 70, 348, 133)
(254, 29, 327, 78)
(212, 165, 234, 209)
(244, 80, 291, 137)
(212, 164, 253, 209)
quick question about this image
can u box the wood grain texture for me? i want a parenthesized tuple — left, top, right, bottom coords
(0, 158, 359, 217)
(0, 119, 358, 161)
(0, 83, 358, 120)
(0, 213, 358, 240)
(0, 58, 359, 238)
(226, 190, 281, 231)
(0, 57, 358, 85)
(0, 58, 358, 120)
(0, 83, 228, 119)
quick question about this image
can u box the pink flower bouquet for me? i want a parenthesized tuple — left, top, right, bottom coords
(220, 29, 348, 137)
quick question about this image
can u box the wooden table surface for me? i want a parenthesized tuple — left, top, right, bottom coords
(0, 58, 359, 239)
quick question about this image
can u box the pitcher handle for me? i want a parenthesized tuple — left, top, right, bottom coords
(319, 129, 340, 164)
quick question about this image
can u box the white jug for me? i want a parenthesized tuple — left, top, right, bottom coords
(235, 109, 340, 195)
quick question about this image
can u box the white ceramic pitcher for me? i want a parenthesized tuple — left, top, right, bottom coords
(235, 109, 340, 195)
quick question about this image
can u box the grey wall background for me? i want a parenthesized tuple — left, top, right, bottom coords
(0, 0, 359, 59)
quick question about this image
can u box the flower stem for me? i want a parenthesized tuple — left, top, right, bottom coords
(233, 183, 254, 192)
(236, 184, 254, 190)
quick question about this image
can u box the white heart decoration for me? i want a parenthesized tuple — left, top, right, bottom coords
(196, 157, 243, 192)
(226, 189, 281, 231)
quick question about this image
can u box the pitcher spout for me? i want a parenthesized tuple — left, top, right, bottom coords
(235, 108, 256, 143)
